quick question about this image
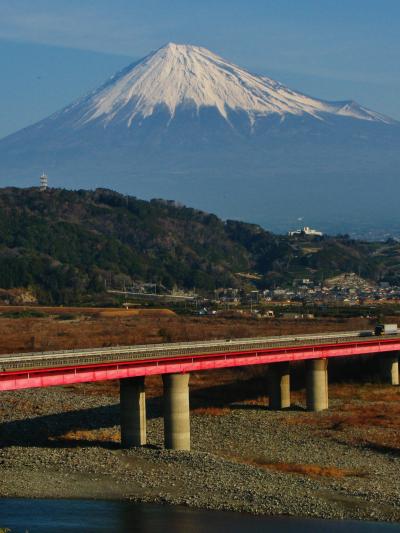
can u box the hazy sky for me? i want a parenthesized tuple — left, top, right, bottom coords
(1, 0, 399, 138)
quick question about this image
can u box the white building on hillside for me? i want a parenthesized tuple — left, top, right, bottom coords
(288, 226, 323, 237)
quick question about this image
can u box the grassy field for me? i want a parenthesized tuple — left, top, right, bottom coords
(0, 306, 376, 354)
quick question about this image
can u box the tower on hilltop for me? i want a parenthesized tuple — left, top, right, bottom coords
(39, 172, 48, 191)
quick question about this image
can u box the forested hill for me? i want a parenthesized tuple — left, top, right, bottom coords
(0, 187, 399, 304)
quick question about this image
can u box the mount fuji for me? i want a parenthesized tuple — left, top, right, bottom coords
(1, 43, 399, 233)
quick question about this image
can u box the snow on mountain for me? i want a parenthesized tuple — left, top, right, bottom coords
(72, 43, 393, 128)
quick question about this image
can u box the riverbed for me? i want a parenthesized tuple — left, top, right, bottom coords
(0, 384, 399, 522)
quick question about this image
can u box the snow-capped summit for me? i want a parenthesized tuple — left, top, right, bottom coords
(73, 42, 392, 127)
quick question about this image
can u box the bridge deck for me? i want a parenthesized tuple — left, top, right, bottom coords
(1, 330, 399, 391)
(0, 330, 388, 371)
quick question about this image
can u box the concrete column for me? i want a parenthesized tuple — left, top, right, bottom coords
(380, 353, 399, 385)
(120, 376, 146, 448)
(268, 362, 291, 409)
(162, 373, 190, 451)
(306, 358, 328, 412)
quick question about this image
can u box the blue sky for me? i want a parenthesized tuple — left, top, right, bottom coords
(1, 0, 399, 138)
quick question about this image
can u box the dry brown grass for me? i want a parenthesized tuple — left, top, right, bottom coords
(285, 383, 400, 453)
(226, 455, 366, 478)
(242, 390, 307, 407)
(0, 305, 175, 317)
(96, 308, 175, 318)
(255, 460, 366, 479)
(242, 395, 269, 406)
(326, 404, 399, 431)
(329, 382, 399, 401)
(290, 388, 400, 432)
(0, 313, 377, 355)
(192, 406, 231, 416)
(52, 428, 121, 444)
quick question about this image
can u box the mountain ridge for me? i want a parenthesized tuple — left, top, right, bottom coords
(0, 187, 400, 304)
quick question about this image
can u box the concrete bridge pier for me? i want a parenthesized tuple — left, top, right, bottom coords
(268, 362, 291, 409)
(162, 373, 191, 451)
(306, 358, 329, 412)
(380, 352, 399, 385)
(120, 376, 147, 448)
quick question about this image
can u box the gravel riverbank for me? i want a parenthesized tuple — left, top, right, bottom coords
(0, 384, 399, 522)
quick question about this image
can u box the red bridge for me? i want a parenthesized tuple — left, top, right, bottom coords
(1, 330, 399, 451)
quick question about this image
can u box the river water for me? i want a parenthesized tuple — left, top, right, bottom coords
(0, 499, 399, 533)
